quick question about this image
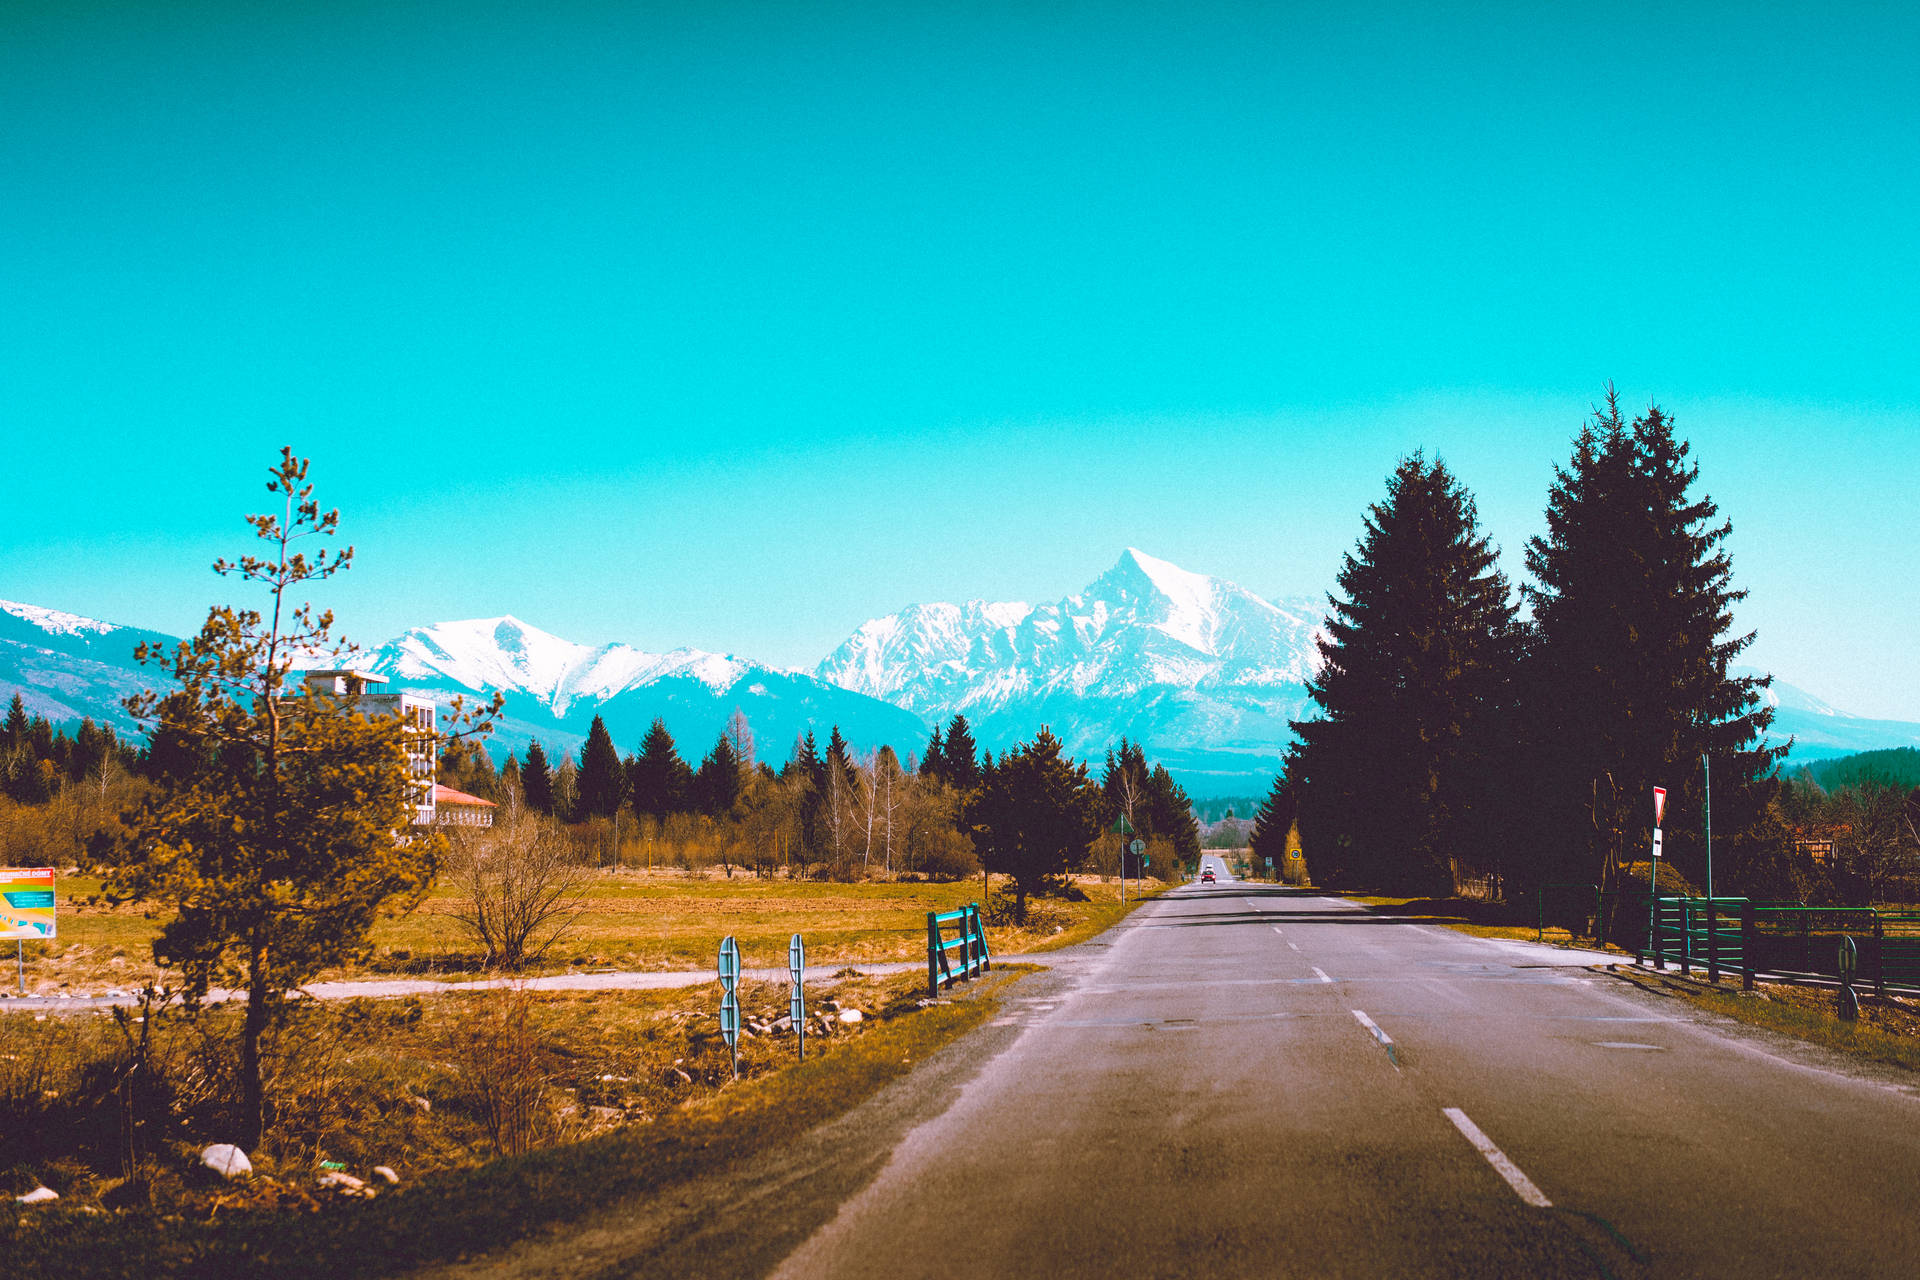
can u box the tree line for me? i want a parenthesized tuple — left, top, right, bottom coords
(1251, 389, 1795, 904)
(434, 707, 1202, 916)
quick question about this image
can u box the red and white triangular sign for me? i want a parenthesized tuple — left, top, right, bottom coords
(1653, 787, 1667, 827)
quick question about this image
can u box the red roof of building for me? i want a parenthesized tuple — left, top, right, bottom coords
(433, 784, 497, 808)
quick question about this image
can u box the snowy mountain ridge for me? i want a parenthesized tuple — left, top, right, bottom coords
(369, 615, 749, 715)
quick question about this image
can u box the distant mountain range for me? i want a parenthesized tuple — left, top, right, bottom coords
(5, 549, 1919, 795)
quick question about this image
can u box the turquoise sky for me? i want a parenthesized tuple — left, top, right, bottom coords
(4, 3, 1917, 716)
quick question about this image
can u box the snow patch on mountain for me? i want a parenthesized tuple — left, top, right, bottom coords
(1, 600, 117, 639)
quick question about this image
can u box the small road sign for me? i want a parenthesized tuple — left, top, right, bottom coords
(1129, 838, 1145, 856)
(719, 935, 742, 1078)
(1653, 787, 1667, 826)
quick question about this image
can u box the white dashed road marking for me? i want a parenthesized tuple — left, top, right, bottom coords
(1443, 1108, 1552, 1208)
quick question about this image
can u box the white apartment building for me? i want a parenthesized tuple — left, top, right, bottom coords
(300, 669, 438, 824)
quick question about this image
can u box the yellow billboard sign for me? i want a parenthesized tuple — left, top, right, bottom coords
(0, 867, 56, 940)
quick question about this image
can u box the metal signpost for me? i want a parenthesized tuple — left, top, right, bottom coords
(1, 867, 57, 995)
(718, 935, 742, 1079)
(789, 932, 807, 1062)
(1129, 838, 1145, 893)
(1648, 788, 1667, 968)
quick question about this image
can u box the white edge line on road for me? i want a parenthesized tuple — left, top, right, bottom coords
(1311, 967, 1333, 983)
(1443, 1108, 1552, 1208)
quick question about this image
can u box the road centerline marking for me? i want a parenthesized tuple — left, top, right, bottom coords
(1288, 942, 1300, 951)
(1351, 1008, 1400, 1067)
(1351, 1009, 1391, 1046)
(1272, 926, 1284, 934)
(1443, 1108, 1552, 1208)
(1310, 967, 1333, 983)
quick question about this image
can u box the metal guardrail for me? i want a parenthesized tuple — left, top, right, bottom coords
(1536, 885, 1920, 999)
(927, 903, 990, 998)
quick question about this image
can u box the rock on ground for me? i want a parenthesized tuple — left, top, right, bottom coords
(201, 1144, 252, 1179)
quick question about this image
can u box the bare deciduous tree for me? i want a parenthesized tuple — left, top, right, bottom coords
(447, 811, 586, 969)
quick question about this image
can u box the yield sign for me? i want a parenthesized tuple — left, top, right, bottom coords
(1653, 787, 1667, 827)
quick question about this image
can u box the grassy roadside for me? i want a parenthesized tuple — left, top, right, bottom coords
(2, 966, 1035, 1280)
(1605, 966, 1920, 1073)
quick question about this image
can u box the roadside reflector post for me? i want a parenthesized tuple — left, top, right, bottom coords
(1838, 935, 1860, 1021)
(927, 912, 941, 999)
(1874, 915, 1886, 1000)
(1706, 900, 1721, 985)
(789, 933, 807, 1062)
(1679, 901, 1691, 977)
(718, 935, 741, 1080)
(1741, 901, 1756, 992)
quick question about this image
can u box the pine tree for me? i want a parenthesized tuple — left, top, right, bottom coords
(629, 718, 692, 819)
(1144, 763, 1201, 869)
(943, 716, 981, 790)
(964, 728, 1103, 921)
(922, 725, 947, 785)
(1248, 775, 1296, 873)
(1521, 391, 1781, 895)
(523, 740, 555, 815)
(106, 447, 496, 1146)
(1290, 452, 1520, 895)
(2, 694, 25, 753)
(790, 731, 827, 872)
(499, 752, 524, 811)
(693, 733, 743, 817)
(825, 726, 856, 862)
(576, 714, 625, 819)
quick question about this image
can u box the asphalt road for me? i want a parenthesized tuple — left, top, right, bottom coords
(438, 855, 1920, 1279)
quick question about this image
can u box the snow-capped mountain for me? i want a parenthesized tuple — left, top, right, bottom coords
(0, 602, 927, 765)
(358, 615, 928, 760)
(0, 599, 178, 737)
(817, 549, 1327, 789)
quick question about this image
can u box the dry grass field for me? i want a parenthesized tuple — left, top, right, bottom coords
(19, 872, 1164, 995)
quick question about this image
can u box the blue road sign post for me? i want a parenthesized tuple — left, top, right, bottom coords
(789, 932, 807, 1062)
(718, 934, 742, 1079)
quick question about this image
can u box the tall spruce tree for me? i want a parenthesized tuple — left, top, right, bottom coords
(1290, 452, 1520, 895)
(1521, 391, 1780, 895)
(523, 740, 555, 815)
(1144, 763, 1202, 869)
(1, 694, 24, 752)
(693, 733, 743, 817)
(943, 715, 981, 790)
(629, 719, 692, 819)
(576, 715, 625, 818)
